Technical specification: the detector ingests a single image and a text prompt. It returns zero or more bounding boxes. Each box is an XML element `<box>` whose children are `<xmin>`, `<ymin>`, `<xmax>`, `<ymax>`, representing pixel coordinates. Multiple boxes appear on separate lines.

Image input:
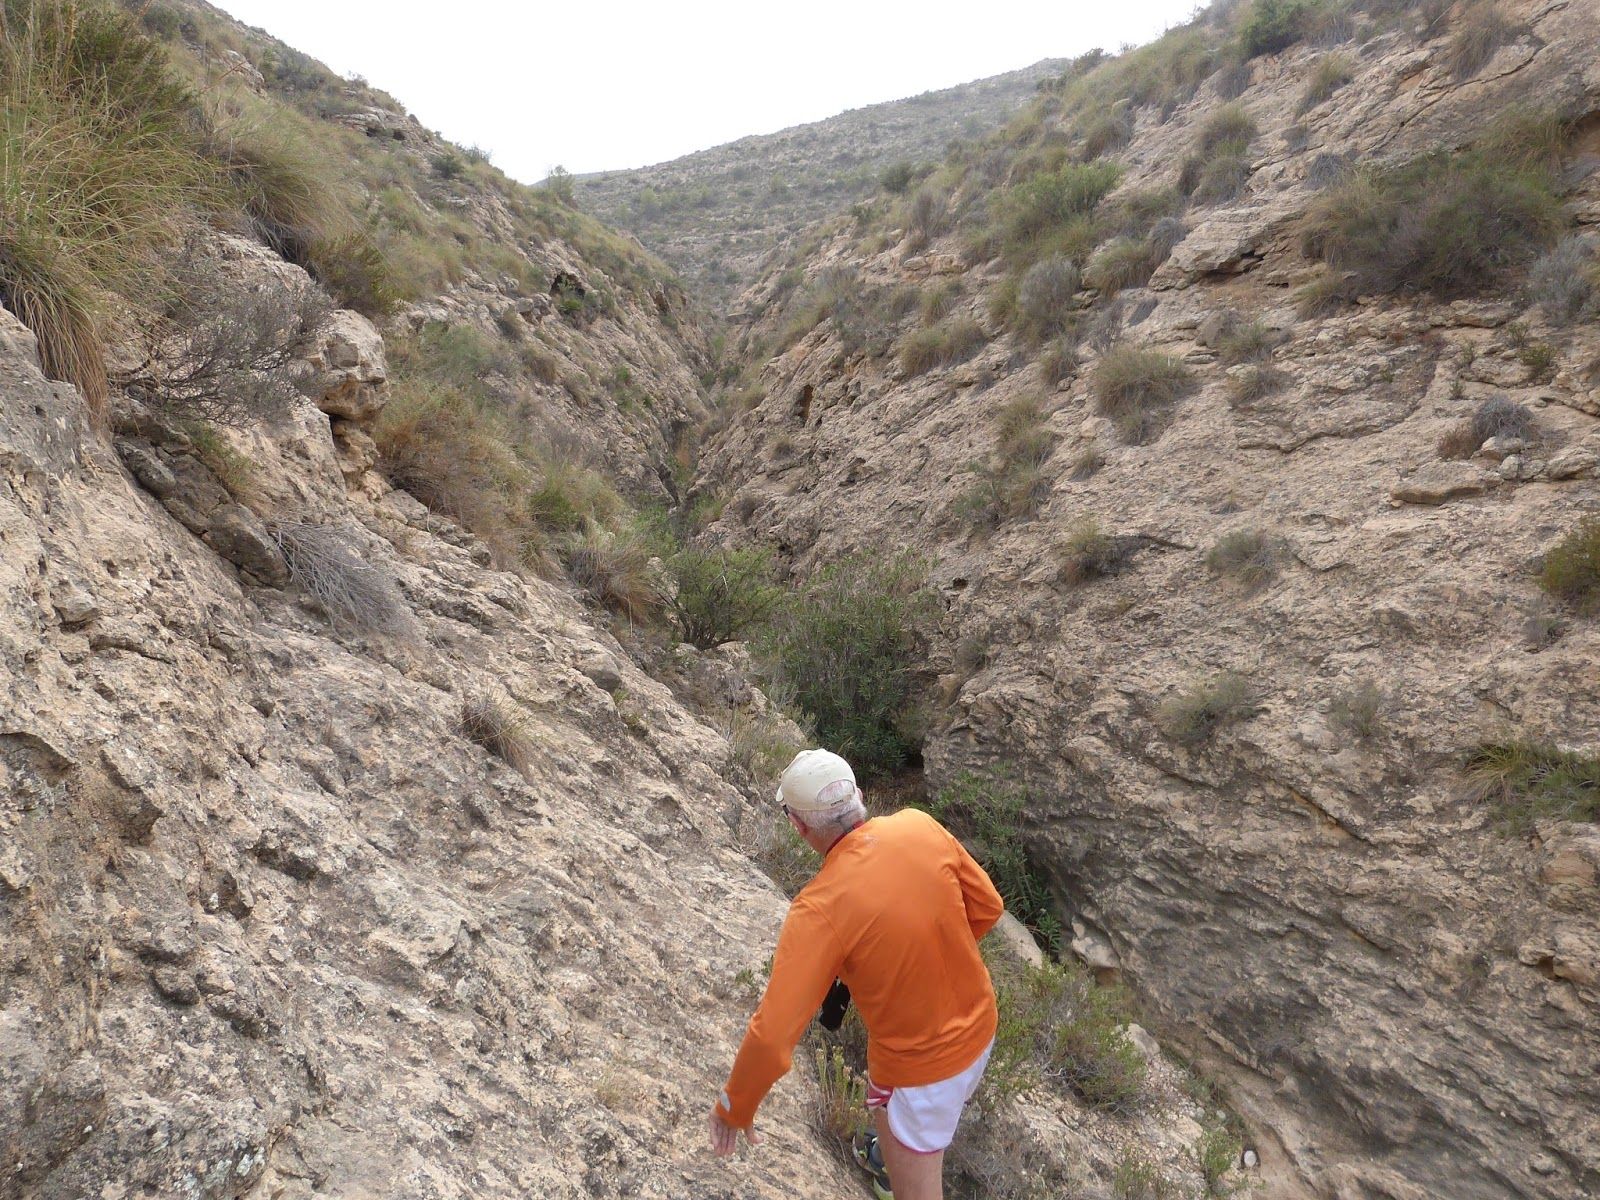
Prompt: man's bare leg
<box><xmin>873</xmin><ymin>1108</ymin><xmax>944</xmax><ymax>1200</ymax></box>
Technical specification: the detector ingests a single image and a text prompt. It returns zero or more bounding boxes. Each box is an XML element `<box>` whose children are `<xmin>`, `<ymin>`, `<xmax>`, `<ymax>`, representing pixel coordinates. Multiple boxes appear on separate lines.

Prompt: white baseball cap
<box><xmin>776</xmin><ymin>749</ymin><xmax>859</xmax><ymax>815</ymax></box>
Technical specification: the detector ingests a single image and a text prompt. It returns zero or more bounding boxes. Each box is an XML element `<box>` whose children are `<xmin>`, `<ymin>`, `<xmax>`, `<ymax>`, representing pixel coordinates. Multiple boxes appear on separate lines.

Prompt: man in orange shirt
<box><xmin>708</xmin><ymin>749</ymin><xmax>1005</xmax><ymax>1200</ymax></box>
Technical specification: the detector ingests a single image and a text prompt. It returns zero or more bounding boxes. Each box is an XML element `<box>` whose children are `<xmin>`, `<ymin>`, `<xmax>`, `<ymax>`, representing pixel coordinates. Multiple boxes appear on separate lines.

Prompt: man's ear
<box><xmin>787</xmin><ymin>811</ymin><xmax>809</xmax><ymax>837</ymax></box>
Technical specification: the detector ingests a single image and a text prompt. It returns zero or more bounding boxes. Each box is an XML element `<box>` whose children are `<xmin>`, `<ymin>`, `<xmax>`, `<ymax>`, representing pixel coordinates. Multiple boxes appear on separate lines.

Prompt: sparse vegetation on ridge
<box><xmin>1092</xmin><ymin>345</ymin><xmax>1196</xmax><ymax>444</ymax></box>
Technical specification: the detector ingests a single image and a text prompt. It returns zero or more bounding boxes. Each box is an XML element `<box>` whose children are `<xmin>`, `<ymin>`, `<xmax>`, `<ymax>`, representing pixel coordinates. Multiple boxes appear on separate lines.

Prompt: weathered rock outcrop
<box><xmin>701</xmin><ymin>3</ymin><xmax>1600</xmax><ymax>1197</ymax></box>
<box><xmin>0</xmin><ymin>306</ymin><xmax>862</xmax><ymax>1199</ymax></box>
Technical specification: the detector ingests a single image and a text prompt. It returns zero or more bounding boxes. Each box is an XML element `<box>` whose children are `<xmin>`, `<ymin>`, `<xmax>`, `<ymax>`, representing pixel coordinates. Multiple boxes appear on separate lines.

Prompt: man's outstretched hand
<box><xmin>708</xmin><ymin>1107</ymin><xmax>762</xmax><ymax>1157</ymax></box>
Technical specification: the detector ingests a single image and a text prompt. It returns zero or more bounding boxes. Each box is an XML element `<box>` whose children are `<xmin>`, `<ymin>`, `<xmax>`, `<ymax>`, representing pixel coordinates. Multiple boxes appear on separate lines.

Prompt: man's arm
<box><xmin>952</xmin><ymin>833</ymin><xmax>1005</xmax><ymax>941</ymax></box>
<box><xmin>714</xmin><ymin>899</ymin><xmax>843</xmax><ymax>1129</ymax></box>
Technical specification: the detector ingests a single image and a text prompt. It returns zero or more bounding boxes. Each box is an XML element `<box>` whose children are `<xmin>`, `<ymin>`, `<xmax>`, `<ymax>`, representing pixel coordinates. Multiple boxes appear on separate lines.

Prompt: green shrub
<box><xmin>1015</xmin><ymin>255</ymin><xmax>1081</xmax><ymax>342</ymax></box>
<box><xmin>1297</xmin><ymin>53</ymin><xmax>1354</xmax><ymax>113</ymax></box>
<box><xmin>995</xmin><ymin>160</ymin><xmax>1122</xmax><ymax>262</ymax></box>
<box><xmin>1238</xmin><ymin>0</ymin><xmax>1315</xmax><ymax>57</ymax></box>
<box><xmin>758</xmin><ymin>554</ymin><xmax>935</xmax><ymax>780</ymax></box>
<box><xmin>1301</xmin><ymin>133</ymin><xmax>1566</xmax><ymax>297</ymax></box>
<box><xmin>1059</xmin><ymin>518</ymin><xmax>1127</xmax><ymax>586</ymax></box>
<box><xmin>1091</xmin><ymin>344</ymin><xmax>1196</xmax><ymax>444</ymax></box>
<box><xmin>667</xmin><ymin>545</ymin><xmax>782</xmax><ymax>649</ymax></box>
<box><xmin>900</xmin><ymin>315</ymin><xmax>987</xmax><ymax>375</ymax></box>
<box><xmin>1158</xmin><ymin>672</ymin><xmax>1261</xmax><ymax>745</ymax></box>
<box><xmin>927</xmin><ymin>773</ymin><xmax>1059</xmax><ymax>949</ymax></box>
<box><xmin>1080</xmin><ymin>105</ymin><xmax>1135</xmax><ymax>159</ymax></box>
<box><xmin>1466</xmin><ymin>741</ymin><xmax>1600</xmax><ymax>832</ymax></box>
<box><xmin>989</xmin><ymin>959</ymin><xmax>1147</xmax><ymax>1112</ymax></box>
<box><xmin>1206</xmin><ymin>528</ymin><xmax>1279</xmax><ymax>590</ymax></box>
<box><xmin>1195</xmin><ymin>1122</ymin><xmax>1242</xmax><ymax>1195</ymax></box>
<box><xmin>880</xmin><ymin>160</ymin><xmax>919</xmax><ymax>194</ymax></box>
<box><xmin>1539</xmin><ymin>518</ymin><xmax>1600</xmax><ymax>614</ymax></box>
<box><xmin>525</xmin><ymin>458</ymin><xmax>622</xmax><ymax>535</ymax></box>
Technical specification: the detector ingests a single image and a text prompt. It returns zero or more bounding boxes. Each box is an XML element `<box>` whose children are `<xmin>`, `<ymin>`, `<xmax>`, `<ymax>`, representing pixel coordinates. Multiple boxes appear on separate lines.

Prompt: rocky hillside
<box><xmin>577</xmin><ymin>60</ymin><xmax>1066</xmax><ymax>312</ymax></box>
<box><xmin>698</xmin><ymin>1</ymin><xmax>1600</xmax><ymax>1198</ymax></box>
<box><xmin>1</xmin><ymin>3</ymin><xmax>1227</xmax><ymax>1199</ymax></box>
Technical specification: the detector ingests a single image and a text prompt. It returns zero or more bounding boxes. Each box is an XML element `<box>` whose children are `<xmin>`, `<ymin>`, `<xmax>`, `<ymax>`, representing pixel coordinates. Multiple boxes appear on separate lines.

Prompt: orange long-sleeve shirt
<box><xmin>715</xmin><ymin>808</ymin><xmax>1004</xmax><ymax>1129</ymax></box>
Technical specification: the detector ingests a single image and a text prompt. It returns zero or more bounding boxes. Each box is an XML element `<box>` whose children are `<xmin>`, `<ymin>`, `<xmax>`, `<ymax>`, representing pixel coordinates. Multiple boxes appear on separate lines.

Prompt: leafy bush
<box><xmin>1015</xmin><ymin>255</ymin><xmax>1081</xmax><ymax>342</ymax></box>
<box><xmin>273</xmin><ymin>521</ymin><xmax>415</xmax><ymax>639</ymax></box>
<box><xmin>900</xmin><ymin>315</ymin><xmax>987</xmax><ymax>375</ymax></box>
<box><xmin>758</xmin><ymin>553</ymin><xmax>934</xmax><ymax>780</ymax></box>
<box><xmin>1091</xmin><ymin>344</ymin><xmax>1196</xmax><ymax>444</ymax></box>
<box><xmin>461</xmin><ymin>688</ymin><xmax>535</xmax><ymax>777</ymax></box>
<box><xmin>118</xmin><ymin>244</ymin><xmax>330</xmax><ymax>425</ymax></box>
<box><xmin>1539</xmin><ymin>518</ymin><xmax>1600</xmax><ymax>614</ymax></box>
<box><xmin>989</xmin><ymin>959</ymin><xmax>1147</xmax><ymax>1112</ymax></box>
<box><xmin>1301</xmin><ymin>132</ymin><xmax>1566</xmax><ymax>297</ymax></box>
<box><xmin>1437</xmin><ymin>395</ymin><xmax>1533</xmax><ymax>459</ymax></box>
<box><xmin>1059</xmin><ymin>518</ymin><xmax>1127</xmax><ymax>586</ymax></box>
<box><xmin>667</xmin><ymin>545</ymin><xmax>782</xmax><ymax>649</ymax></box>
<box><xmin>1238</xmin><ymin>0</ymin><xmax>1315</xmax><ymax>57</ymax></box>
<box><xmin>927</xmin><ymin>773</ymin><xmax>1058</xmax><ymax>949</ymax></box>
<box><xmin>1466</xmin><ymin>741</ymin><xmax>1599</xmax><ymax>832</ymax></box>
<box><xmin>1158</xmin><ymin>672</ymin><xmax>1261</xmax><ymax>745</ymax></box>
<box><xmin>563</xmin><ymin>526</ymin><xmax>664</xmax><ymax>623</ymax></box>
<box><xmin>1331</xmin><ymin>680</ymin><xmax>1387</xmax><ymax>740</ymax></box>
<box><xmin>1206</xmin><ymin>528</ymin><xmax>1279</xmax><ymax>590</ymax></box>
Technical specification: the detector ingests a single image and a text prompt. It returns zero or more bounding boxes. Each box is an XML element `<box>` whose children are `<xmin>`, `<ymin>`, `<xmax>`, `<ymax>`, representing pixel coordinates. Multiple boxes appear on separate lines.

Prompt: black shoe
<box><xmin>852</xmin><ymin>1130</ymin><xmax>893</xmax><ymax>1200</ymax></box>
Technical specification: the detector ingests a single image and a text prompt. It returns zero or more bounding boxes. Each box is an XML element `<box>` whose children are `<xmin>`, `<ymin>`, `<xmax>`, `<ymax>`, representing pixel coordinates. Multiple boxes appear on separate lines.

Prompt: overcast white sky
<box><xmin>213</xmin><ymin>0</ymin><xmax>1203</xmax><ymax>181</ymax></box>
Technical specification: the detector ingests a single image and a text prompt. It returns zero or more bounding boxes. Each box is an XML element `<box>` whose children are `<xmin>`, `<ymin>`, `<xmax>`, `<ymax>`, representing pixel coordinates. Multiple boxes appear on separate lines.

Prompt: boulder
<box><xmin>1390</xmin><ymin>462</ymin><xmax>1494</xmax><ymax>505</ymax></box>
<box><xmin>308</xmin><ymin>310</ymin><xmax>388</xmax><ymax>423</ymax></box>
<box><xmin>205</xmin><ymin>505</ymin><xmax>291</xmax><ymax>588</ymax></box>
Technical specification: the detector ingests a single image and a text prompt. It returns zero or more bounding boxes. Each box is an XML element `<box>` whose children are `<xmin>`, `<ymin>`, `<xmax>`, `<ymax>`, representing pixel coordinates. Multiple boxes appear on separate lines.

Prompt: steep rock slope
<box><xmin>700</xmin><ymin>4</ymin><xmax>1600</xmax><ymax>1198</ymax></box>
<box><xmin>577</xmin><ymin>61</ymin><xmax>1065</xmax><ymax>312</ymax></box>
<box><xmin>0</xmin><ymin>297</ymin><xmax>866</xmax><ymax>1198</ymax></box>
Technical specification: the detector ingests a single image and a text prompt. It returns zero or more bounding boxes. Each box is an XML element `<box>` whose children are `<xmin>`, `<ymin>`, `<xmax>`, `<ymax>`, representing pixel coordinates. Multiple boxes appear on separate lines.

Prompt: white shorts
<box><xmin>865</xmin><ymin>1039</ymin><xmax>994</xmax><ymax>1154</ymax></box>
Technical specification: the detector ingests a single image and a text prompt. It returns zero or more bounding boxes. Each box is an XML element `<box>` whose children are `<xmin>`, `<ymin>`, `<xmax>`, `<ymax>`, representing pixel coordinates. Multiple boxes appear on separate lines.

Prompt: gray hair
<box><xmin>802</xmin><ymin>779</ymin><xmax>867</xmax><ymax>839</ymax></box>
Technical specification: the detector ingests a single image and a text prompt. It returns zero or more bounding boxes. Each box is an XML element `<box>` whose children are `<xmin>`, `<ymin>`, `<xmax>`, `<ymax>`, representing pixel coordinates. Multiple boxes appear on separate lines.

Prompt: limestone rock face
<box><xmin>308</xmin><ymin>309</ymin><xmax>389</xmax><ymax>423</ymax></box>
<box><xmin>701</xmin><ymin>4</ymin><xmax>1600</xmax><ymax>1197</ymax></box>
<box><xmin>0</xmin><ymin>321</ymin><xmax>855</xmax><ymax>1200</ymax></box>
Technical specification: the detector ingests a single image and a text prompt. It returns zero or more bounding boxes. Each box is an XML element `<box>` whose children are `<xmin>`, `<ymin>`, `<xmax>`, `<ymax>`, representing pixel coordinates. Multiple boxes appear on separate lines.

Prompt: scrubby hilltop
<box><xmin>577</xmin><ymin>61</ymin><xmax>1066</xmax><ymax>312</ymax></box>
<box><xmin>698</xmin><ymin>1</ymin><xmax>1600</xmax><ymax>1197</ymax></box>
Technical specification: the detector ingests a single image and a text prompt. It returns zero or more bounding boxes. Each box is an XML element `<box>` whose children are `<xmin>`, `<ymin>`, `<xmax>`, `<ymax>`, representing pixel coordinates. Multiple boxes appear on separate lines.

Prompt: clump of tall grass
<box><xmin>0</xmin><ymin>0</ymin><xmax>214</xmax><ymax>412</ymax></box>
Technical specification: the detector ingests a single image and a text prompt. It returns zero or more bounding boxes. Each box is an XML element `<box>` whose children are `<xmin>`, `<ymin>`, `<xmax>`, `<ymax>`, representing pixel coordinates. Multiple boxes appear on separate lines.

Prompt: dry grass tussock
<box><xmin>460</xmin><ymin>687</ymin><xmax>535</xmax><ymax>777</ymax></box>
<box><xmin>1091</xmin><ymin>344</ymin><xmax>1196</xmax><ymax>444</ymax></box>
<box><xmin>271</xmin><ymin>521</ymin><xmax>417</xmax><ymax>640</ymax></box>
<box><xmin>1158</xmin><ymin>671</ymin><xmax>1261</xmax><ymax>745</ymax></box>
